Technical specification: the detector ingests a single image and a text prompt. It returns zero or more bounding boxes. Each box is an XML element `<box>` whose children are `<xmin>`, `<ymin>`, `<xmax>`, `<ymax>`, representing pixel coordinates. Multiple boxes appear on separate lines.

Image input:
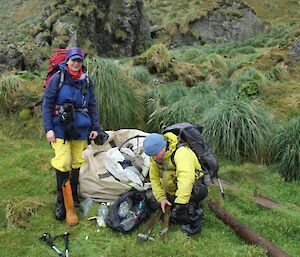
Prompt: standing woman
<box><xmin>42</xmin><ymin>47</ymin><xmax>100</xmax><ymax>220</ymax></box>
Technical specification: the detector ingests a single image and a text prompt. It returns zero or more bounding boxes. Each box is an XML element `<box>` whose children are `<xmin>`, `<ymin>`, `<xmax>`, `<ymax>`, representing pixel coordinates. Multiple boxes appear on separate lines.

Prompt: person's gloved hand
<box><xmin>93</xmin><ymin>129</ymin><xmax>109</xmax><ymax>145</ymax></box>
<box><xmin>170</xmin><ymin>204</ymin><xmax>190</xmax><ymax>225</ymax></box>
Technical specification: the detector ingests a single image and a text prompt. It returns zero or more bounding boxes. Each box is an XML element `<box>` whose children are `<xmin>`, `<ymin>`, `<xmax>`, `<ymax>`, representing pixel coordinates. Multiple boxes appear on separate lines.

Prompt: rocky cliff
<box><xmin>33</xmin><ymin>0</ymin><xmax>151</xmax><ymax>56</ymax></box>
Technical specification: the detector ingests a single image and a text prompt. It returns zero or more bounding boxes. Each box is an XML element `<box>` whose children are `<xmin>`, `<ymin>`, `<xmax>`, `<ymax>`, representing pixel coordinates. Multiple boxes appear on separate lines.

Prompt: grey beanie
<box><xmin>143</xmin><ymin>133</ymin><xmax>167</xmax><ymax>156</ymax></box>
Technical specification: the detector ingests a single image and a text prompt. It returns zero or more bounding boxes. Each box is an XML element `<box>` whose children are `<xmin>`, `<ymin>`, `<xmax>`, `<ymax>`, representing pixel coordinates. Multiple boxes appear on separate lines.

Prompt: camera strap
<box><xmin>54</xmin><ymin>104</ymin><xmax>88</xmax><ymax>115</ymax></box>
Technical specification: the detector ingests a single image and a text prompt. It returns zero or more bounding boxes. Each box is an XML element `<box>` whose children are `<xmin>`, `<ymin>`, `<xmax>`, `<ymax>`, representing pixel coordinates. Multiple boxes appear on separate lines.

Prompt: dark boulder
<box><xmin>171</xmin><ymin>0</ymin><xmax>264</xmax><ymax>47</ymax></box>
<box><xmin>6</xmin><ymin>44</ymin><xmax>24</xmax><ymax>70</ymax></box>
<box><xmin>21</xmin><ymin>43</ymin><xmax>44</xmax><ymax>70</ymax></box>
<box><xmin>288</xmin><ymin>39</ymin><xmax>300</xmax><ymax>61</ymax></box>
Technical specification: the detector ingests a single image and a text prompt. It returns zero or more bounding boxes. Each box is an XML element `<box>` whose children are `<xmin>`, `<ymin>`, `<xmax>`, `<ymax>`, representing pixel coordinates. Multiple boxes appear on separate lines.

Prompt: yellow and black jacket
<box><xmin>149</xmin><ymin>132</ymin><xmax>204</xmax><ymax>204</ymax></box>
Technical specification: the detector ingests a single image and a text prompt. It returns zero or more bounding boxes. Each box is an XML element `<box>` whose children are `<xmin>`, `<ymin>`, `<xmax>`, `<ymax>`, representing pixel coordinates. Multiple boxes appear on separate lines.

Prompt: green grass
<box><xmin>246</xmin><ymin>0</ymin><xmax>300</xmax><ymax>24</ymax></box>
<box><xmin>270</xmin><ymin>116</ymin><xmax>300</xmax><ymax>181</ymax></box>
<box><xmin>0</xmin><ymin>1</ymin><xmax>300</xmax><ymax>254</ymax></box>
<box><xmin>129</xmin><ymin>66</ymin><xmax>152</xmax><ymax>84</ymax></box>
<box><xmin>0</xmin><ymin>135</ymin><xmax>299</xmax><ymax>257</ymax></box>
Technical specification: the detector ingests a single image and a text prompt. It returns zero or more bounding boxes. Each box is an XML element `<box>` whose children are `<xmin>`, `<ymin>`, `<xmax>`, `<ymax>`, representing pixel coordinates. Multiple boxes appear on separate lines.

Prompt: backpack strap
<box><xmin>58</xmin><ymin>70</ymin><xmax>65</xmax><ymax>91</ymax></box>
<box><xmin>170</xmin><ymin>142</ymin><xmax>187</xmax><ymax>168</ymax></box>
<box><xmin>81</xmin><ymin>75</ymin><xmax>90</xmax><ymax>95</ymax></box>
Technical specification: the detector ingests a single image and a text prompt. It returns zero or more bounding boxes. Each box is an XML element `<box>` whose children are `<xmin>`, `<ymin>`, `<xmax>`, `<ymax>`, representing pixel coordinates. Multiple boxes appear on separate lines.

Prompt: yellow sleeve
<box><xmin>173</xmin><ymin>147</ymin><xmax>196</xmax><ymax>204</ymax></box>
<box><xmin>149</xmin><ymin>158</ymin><xmax>167</xmax><ymax>203</ymax></box>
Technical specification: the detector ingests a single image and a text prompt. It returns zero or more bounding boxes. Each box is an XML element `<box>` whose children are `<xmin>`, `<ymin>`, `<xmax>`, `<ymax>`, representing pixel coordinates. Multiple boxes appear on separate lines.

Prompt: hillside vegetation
<box><xmin>0</xmin><ymin>1</ymin><xmax>299</xmax><ymax>257</ymax></box>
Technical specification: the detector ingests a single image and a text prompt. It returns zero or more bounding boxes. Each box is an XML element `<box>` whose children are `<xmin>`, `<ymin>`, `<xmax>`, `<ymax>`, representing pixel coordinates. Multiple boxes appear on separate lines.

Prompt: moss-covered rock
<box><xmin>34</xmin><ymin>30</ymin><xmax>51</xmax><ymax>47</ymax></box>
<box><xmin>30</xmin><ymin>0</ymin><xmax>151</xmax><ymax>57</ymax></box>
<box><xmin>21</xmin><ymin>43</ymin><xmax>43</xmax><ymax>71</ymax></box>
<box><xmin>163</xmin><ymin>0</ymin><xmax>264</xmax><ymax>47</ymax></box>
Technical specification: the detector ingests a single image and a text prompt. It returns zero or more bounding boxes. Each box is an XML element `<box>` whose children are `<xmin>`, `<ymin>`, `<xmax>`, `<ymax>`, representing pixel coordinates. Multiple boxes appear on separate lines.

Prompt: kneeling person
<box><xmin>143</xmin><ymin>132</ymin><xmax>208</xmax><ymax>235</ymax></box>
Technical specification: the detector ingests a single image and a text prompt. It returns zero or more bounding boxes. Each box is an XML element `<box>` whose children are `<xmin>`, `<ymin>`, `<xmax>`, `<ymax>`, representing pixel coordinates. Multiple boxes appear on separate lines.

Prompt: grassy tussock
<box><xmin>0</xmin><ymin>74</ymin><xmax>24</xmax><ymax>113</ymax></box>
<box><xmin>145</xmin><ymin>82</ymin><xmax>220</xmax><ymax>131</ymax></box>
<box><xmin>5</xmin><ymin>198</ymin><xmax>43</xmax><ymax>228</ymax></box>
<box><xmin>266</xmin><ymin>65</ymin><xmax>288</xmax><ymax>82</ymax></box>
<box><xmin>0</xmin><ymin>73</ymin><xmax>42</xmax><ymax>124</ymax></box>
<box><xmin>170</xmin><ymin>61</ymin><xmax>204</xmax><ymax>86</ymax></box>
<box><xmin>87</xmin><ymin>57</ymin><xmax>144</xmax><ymax>130</ymax></box>
<box><xmin>145</xmin><ymin>81</ymin><xmax>188</xmax><ymax>115</ymax></box>
<box><xmin>133</xmin><ymin>43</ymin><xmax>172</xmax><ymax>74</ymax></box>
<box><xmin>201</xmin><ymin>100</ymin><xmax>274</xmax><ymax>163</ymax></box>
<box><xmin>129</xmin><ymin>66</ymin><xmax>152</xmax><ymax>84</ymax></box>
<box><xmin>231</xmin><ymin>68</ymin><xmax>269</xmax><ymax>99</ymax></box>
<box><xmin>270</xmin><ymin>116</ymin><xmax>300</xmax><ymax>181</ymax></box>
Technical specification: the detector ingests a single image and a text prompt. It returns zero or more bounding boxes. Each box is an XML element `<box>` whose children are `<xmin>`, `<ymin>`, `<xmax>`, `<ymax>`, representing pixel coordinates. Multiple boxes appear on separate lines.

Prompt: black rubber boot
<box><xmin>70</xmin><ymin>168</ymin><xmax>80</xmax><ymax>207</ymax></box>
<box><xmin>55</xmin><ymin>169</ymin><xmax>70</xmax><ymax>220</ymax></box>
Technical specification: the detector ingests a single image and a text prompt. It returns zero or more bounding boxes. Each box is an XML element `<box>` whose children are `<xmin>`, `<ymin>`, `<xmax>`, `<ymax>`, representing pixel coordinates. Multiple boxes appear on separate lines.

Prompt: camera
<box><xmin>59</xmin><ymin>103</ymin><xmax>74</xmax><ymax>123</ymax></box>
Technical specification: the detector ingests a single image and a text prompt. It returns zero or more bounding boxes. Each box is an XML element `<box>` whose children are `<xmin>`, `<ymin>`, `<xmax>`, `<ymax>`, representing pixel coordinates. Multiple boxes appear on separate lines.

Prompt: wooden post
<box><xmin>208</xmin><ymin>201</ymin><xmax>291</xmax><ymax>257</ymax></box>
<box><xmin>160</xmin><ymin>205</ymin><xmax>171</xmax><ymax>241</ymax></box>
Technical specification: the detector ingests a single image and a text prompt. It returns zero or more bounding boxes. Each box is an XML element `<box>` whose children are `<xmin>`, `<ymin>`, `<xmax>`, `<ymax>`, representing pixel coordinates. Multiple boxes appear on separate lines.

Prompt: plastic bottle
<box><xmin>80</xmin><ymin>197</ymin><xmax>93</xmax><ymax>217</ymax></box>
<box><xmin>135</xmin><ymin>200</ymin><xmax>145</xmax><ymax>217</ymax></box>
<box><xmin>118</xmin><ymin>199</ymin><xmax>133</xmax><ymax>220</ymax></box>
<box><xmin>97</xmin><ymin>203</ymin><xmax>109</xmax><ymax>227</ymax></box>
<box><xmin>119</xmin><ymin>211</ymin><xmax>138</xmax><ymax>232</ymax></box>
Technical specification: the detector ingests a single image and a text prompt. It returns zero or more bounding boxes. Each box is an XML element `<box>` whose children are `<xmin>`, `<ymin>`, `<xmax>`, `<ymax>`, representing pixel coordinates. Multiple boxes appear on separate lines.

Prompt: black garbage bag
<box><xmin>105</xmin><ymin>190</ymin><xmax>151</xmax><ymax>233</ymax></box>
<box><xmin>181</xmin><ymin>206</ymin><xmax>204</xmax><ymax>235</ymax></box>
<box><xmin>171</xmin><ymin>203</ymin><xmax>204</xmax><ymax>235</ymax></box>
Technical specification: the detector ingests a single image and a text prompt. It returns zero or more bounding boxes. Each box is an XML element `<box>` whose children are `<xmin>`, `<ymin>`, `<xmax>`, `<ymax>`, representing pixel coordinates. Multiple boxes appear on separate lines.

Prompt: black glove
<box><xmin>93</xmin><ymin>129</ymin><xmax>109</xmax><ymax>145</ymax></box>
<box><xmin>170</xmin><ymin>204</ymin><xmax>190</xmax><ymax>225</ymax></box>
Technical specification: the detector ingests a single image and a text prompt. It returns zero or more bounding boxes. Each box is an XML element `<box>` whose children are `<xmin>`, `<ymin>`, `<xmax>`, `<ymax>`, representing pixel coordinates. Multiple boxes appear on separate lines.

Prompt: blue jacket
<box><xmin>42</xmin><ymin>66</ymin><xmax>100</xmax><ymax>140</ymax></box>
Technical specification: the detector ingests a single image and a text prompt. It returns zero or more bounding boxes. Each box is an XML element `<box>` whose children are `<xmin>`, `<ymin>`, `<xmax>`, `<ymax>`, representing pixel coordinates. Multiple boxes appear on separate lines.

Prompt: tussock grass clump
<box><xmin>266</xmin><ymin>65</ymin><xmax>288</xmax><ymax>82</ymax></box>
<box><xmin>205</xmin><ymin>53</ymin><xmax>228</xmax><ymax>79</ymax></box>
<box><xmin>87</xmin><ymin>57</ymin><xmax>143</xmax><ymax>130</ymax></box>
<box><xmin>147</xmin><ymin>95</ymin><xmax>199</xmax><ymax>132</ymax></box>
<box><xmin>133</xmin><ymin>43</ymin><xmax>172</xmax><ymax>74</ymax></box>
<box><xmin>270</xmin><ymin>116</ymin><xmax>300</xmax><ymax>181</ymax></box>
<box><xmin>231</xmin><ymin>68</ymin><xmax>268</xmax><ymax>98</ymax></box>
<box><xmin>0</xmin><ymin>74</ymin><xmax>42</xmax><ymax>117</ymax></box>
<box><xmin>145</xmin><ymin>81</ymin><xmax>188</xmax><ymax>120</ymax></box>
<box><xmin>246</xmin><ymin>24</ymin><xmax>291</xmax><ymax>48</ymax></box>
<box><xmin>145</xmin><ymin>82</ymin><xmax>219</xmax><ymax>131</ymax></box>
<box><xmin>0</xmin><ymin>74</ymin><xmax>24</xmax><ymax>113</ymax></box>
<box><xmin>129</xmin><ymin>66</ymin><xmax>152</xmax><ymax>84</ymax></box>
<box><xmin>201</xmin><ymin>100</ymin><xmax>274</xmax><ymax>162</ymax></box>
<box><xmin>6</xmin><ymin>198</ymin><xmax>43</xmax><ymax>228</ymax></box>
<box><xmin>170</xmin><ymin>61</ymin><xmax>203</xmax><ymax>86</ymax></box>
<box><xmin>182</xmin><ymin>47</ymin><xmax>202</xmax><ymax>61</ymax></box>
